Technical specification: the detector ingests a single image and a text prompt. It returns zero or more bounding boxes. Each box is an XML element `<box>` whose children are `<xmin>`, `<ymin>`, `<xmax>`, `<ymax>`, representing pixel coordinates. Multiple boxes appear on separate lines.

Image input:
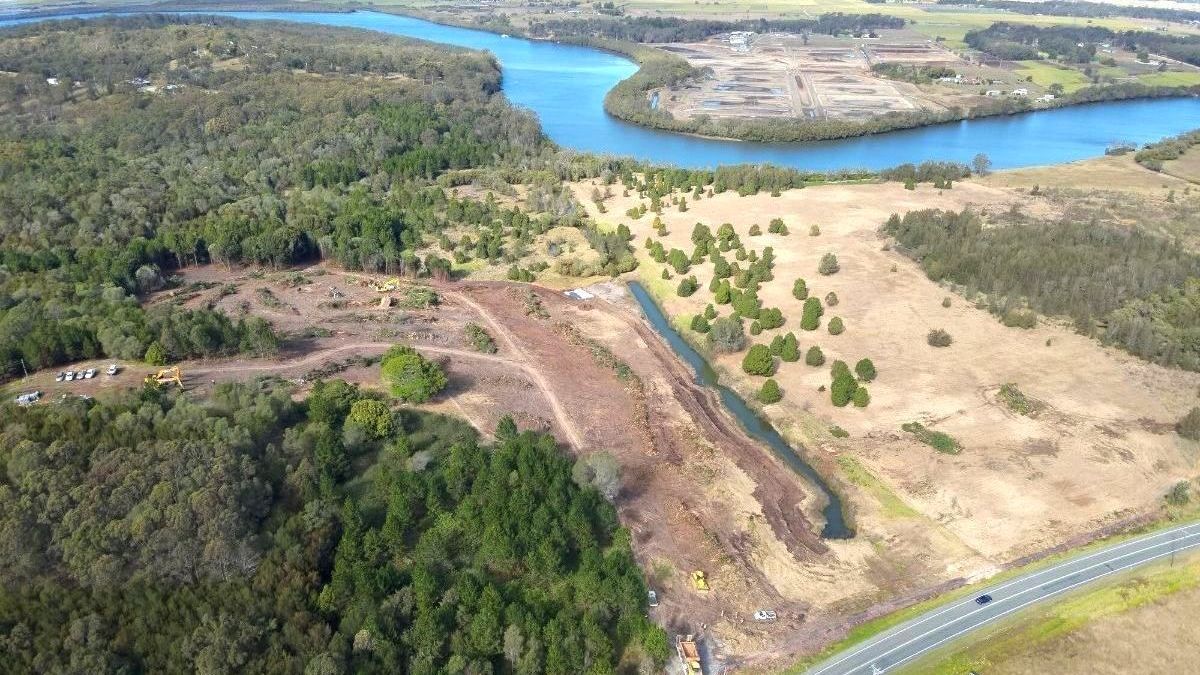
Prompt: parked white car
<box><xmin>55</xmin><ymin>372</ymin><xmax>65</xmax><ymax>382</ymax></box>
<box><xmin>64</xmin><ymin>371</ymin><xmax>75</xmax><ymax>381</ymax></box>
<box><xmin>106</xmin><ymin>364</ymin><xmax>119</xmax><ymax>376</ymax></box>
<box><xmin>753</xmin><ymin>610</ymin><xmax>777</xmax><ymax>622</ymax></box>
<box><xmin>83</xmin><ymin>368</ymin><xmax>96</xmax><ymax>379</ymax></box>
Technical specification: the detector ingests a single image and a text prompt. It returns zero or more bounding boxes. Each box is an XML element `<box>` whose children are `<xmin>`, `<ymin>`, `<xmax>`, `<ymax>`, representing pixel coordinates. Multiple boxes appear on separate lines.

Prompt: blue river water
<box><xmin>3</xmin><ymin>9</ymin><xmax>1199</xmax><ymax>171</ymax></box>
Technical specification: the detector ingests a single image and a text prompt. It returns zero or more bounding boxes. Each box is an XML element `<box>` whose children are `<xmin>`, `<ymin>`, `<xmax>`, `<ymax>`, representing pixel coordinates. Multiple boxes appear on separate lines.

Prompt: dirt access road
<box><xmin>15</xmin><ymin>264</ymin><xmax>839</xmax><ymax>668</ymax></box>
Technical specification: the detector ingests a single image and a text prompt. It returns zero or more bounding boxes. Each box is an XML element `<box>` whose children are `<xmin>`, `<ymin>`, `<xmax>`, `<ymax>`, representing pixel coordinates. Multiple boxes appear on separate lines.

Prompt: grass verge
<box><xmin>900</xmin><ymin>548</ymin><xmax>1200</xmax><ymax>674</ymax></box>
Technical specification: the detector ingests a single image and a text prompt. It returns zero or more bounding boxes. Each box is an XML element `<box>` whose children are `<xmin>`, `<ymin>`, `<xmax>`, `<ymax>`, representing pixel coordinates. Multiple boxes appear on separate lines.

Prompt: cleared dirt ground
<box><xmin>9</xmin><ymin>263</ymin><xmax>860</xmax><ymax>669</ymax></box>
<box><xmin>655</xmin><ymin>31</ymin><xmax>964</xmax><ymax>122</ymax></box>
<box><xmin>574</xmin><ymin>174</ymin><xmax>1200</xmax><ymax>666</ymax></box>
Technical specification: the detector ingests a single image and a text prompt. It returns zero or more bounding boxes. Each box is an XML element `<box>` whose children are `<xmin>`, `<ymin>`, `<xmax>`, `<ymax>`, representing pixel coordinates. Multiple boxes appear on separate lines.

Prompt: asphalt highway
<box><xmin>806</xmin><ymin>521</ymin><xmax>1200</xmax><ymax>675</ymax></box>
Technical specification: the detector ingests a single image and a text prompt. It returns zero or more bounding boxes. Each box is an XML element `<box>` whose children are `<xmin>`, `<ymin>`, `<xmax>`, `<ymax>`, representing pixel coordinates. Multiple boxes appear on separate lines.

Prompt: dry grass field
<box><xmin>573</xmin><ymin>170</ymin><xmax>1200</xmax><ymax>663</ymax></box>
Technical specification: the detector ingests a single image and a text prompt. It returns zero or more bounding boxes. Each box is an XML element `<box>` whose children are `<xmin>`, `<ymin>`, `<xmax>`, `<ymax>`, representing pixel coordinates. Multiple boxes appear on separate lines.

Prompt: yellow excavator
<box><xmin>144</xmin><ymin>366</ymin><xmax>184</xmax><ymax>389</ymax></box>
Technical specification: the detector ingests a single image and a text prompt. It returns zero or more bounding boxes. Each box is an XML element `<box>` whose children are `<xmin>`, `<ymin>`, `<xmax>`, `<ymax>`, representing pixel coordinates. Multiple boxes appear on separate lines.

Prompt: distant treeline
<box><xmin>940</xmin><ymin>0</ymin><xmax>1200</xmax><ymax>26</ymax></box>
<box><xmin>885</xmin><ymin>209</ymin><xmax>1200</xmax><ymax>370</ymax></box>
<box><xmin>526</xmin><ymin>13</ymin><xmax>906</xmax><ymax>43</ymax></box>
<box><xmin>871</xmin><ymin>63</ymin><xmax>957</xmax><ymax>84</ymax></box>
<box><xmin>966</xmin><ymin>22</ymin><xmax>1200</xmax><ymax>66</ymax></box>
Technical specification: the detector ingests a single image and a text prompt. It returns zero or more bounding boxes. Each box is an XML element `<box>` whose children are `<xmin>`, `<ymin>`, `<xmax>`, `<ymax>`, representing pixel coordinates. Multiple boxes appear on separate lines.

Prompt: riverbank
<box><xmin>6</xmin><ymin>9</ymin><xmax>1200</xmax><ymax>169</ymax></box>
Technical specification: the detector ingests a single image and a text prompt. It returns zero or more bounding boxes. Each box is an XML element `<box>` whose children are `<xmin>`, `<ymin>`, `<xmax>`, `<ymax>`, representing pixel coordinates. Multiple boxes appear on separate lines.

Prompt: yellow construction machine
<box><xmin>145</xmin><ymin>366</ymin><xmax>184</xmax><ymax>389</ymax></box>
<box><xmin>690</xmin><ymin>571</ymin><xmax>710</xmax><ymax>592</ymax></box>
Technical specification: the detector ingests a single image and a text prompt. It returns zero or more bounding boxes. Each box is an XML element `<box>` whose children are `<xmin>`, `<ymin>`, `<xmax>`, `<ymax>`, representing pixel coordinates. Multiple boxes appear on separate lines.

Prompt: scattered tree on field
<box><xmin>707</xmin><ymin>316</ymin><xmax>746</xmax><ymax>353</ymax></box>
<box><xmin>806</xmin><ymin>345</ymin><xmax>825</xmax><ymax>366</ymax></box>
<box><xmin>741</xmin><ymin>344</ymin><xmax>775</xmax><ymax>376</ymax></box>
<box><xmin>855</xmin><ymin>358</ymin><xmax>876</xmax><ymax>382</ymax></box>
<box><xmin>828</xmin><ymin>317</ymin><xmax>845</xmax><ymax>335</ymax></box>
<box><xmin>757</xmin><ymin>379</ymin><xmax>783</xmax><ymax>404</ymax></box>
<box><xmin>792</xmin><ymin>278</ymin><xmax>808</xmax><ymax>300</ymax></box>
<box><xmin>818</xmin><ymin>253</ymin><xmax>840</xmax><ymax>276</ymax></box>
<box><xmin>801</xmin><ymin>297</ymin><xmax>823</xmax><ymax>330</ymax></box>
<box><xmin>381</xmin><ymin>345</ymin><xmax>447</xmax><ymax>403</ymax></box>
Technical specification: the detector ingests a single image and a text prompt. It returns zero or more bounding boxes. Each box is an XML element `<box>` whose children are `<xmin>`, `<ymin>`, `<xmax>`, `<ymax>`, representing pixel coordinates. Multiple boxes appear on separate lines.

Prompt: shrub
<box><xmin>818</xmin><ymin>253</ymin><xmax>840</xmax><ymax>276</ymax></box>
<box><xmin>902</xmin><ymin>421</ymin><xmax>960</xmax><ymax>454</ymax></box>
<box><xmin>809</xmin><ymin>225</ymin><xmax>821</xmax><ymax>236</ymax></box>
<box><xmin>830</xmin><ymin>362</ymin><xmax>858</xmax><ymax>407</ymax></box>
<box><xmin>749</xmin><ymin>224</ymin><xmax>762</xmax><ymax>236</ymax></box>
<box><xmin>927</xmin><ymin>329</ymin><xmax>953</xmax><ymax>347</ymax></box>
<box><xmin>942</xmin><ymin>296</ymin><xmax>952</xmax><ymax>308</ymax></box>
<box><xmin>758</xmin><ymin>307</ymin><xmax>785</xmax><ymax>330</ymax></box>
<box><xmin>1166</xmin><ymin>480</ymin><xmax>1192</xmax><ymax>506</ymax></box>
<box><xmin>825</xmin><ymin>291</ymin><xmax>839</xmax><ymax>307</ymax></box>
<box><xmin>677</xmin><ymin>275</ymin><xmax>699</xmax><ymax>297</ymax></box>
<box><xmin>851</xmin><ymin>387</ymin><xmax>870</xmax><ymax>408</ymax></box>
<box><xmin>381</xmin><ymin>345</ymin><xmax>447</xmax><ymax>403</ymax></box>
<box><xmin>667</xmin><ymin>248</ymin><xmax>690</xmax><ymax>274</ymax></box>
<box><xmin>750</xmin><ymin>321</ymin><xmax>762</xmax><ymax>335</ymax></box>
<box><xmin>714</xmin><ymin>280</ymin><xmax>731</xmax><ymax>304</ymax></box>
<box><xmin>768</xmin><ymin>218</ymin><xmax>789</xmax><ymax>235</ymax></box>
<box><xmin>464</xmin><ymin>323</ymin><xmax>498</xmax><ymax>354</ymax></box>
<box><xmin>998</xmin><ymin>383</ymin><xmax>1041</xmax><ymax>415</ymax></box>
<box><xmin>757</xmin><ymin>378</ymin><xmax>783</xmax><ymax>404</ymax></box>
<box><xmin>741</xmin><ymin>344</ymin><xmax>775</xmax><ymax>376</ymax></box>
<box><xmin>704</xmin><ymin>304</ymin><xmax>717</xmax><ymax>320</ymax></box>
<box><xmin>733</xmin><ymin>288</ymin><xmax>761</xmax><ymax>319</ymax></box>
<box><xmin>1178</xmin><ymin>407</ymin><xmax>1200</xmax><ymax>440</ymax></box>
<box><xmin>855</xmin><ymin>358</ymin><xmax>876</xmax><ymax>382</ymax></box>
<box><xmin>690</xmin><ymin>314</ymin><xmax>711</xmax><ymax>333</ymax></box>
<box><xmin>1002</xmin><ymin>308</ymin><xmax>1037</xmax><ymax>329</ymax></box>
<box><xmin>708</xmin><ymin>316</ymin><xmax>746</xmax><ymax>353</ymax></box>
<box><xmin>806</xmin><ymin>345</ymin><xmax>825</xmax><ymax>367</ymax></box>
<box><xmin>792</xmin><ymin>278</ymin><xmax>808</xmax><ymax>300</ymax></box>
<box><xmin>801</xmin><ymin>297</ymin><xmax>823</xmax><ymax>331</ymax></box>
<box><xmin>661</xmin><ymin>268</ymin><xmax>671</xmax><ymax>280</ymax></box>
<box><xmin>780</xmin><ymin>333</ymin><xmax>800</xmax><ymax>362</ymax></box>
<box><xmin>828</xmin><ymin>317</ymin><xmax>845</xmax><ymax>335</ymax></box>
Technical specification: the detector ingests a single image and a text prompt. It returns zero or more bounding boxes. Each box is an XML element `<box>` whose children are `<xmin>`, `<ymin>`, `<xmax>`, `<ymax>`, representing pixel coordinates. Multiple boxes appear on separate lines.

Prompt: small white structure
<box><xmin>45</xmin><ymin>77</ymin><xmax>59</xmax><ymax>85</ymax></box>
<box><xmin>1036</xmin><ymin>94</ymin><xmax>1056</xmax><ymax>102</ymax></box>
<box><xmin>1011</xmin><ymin>88</ymin><xmax>1029</xmax><ymax>96</ymax></box>
<box><xmin>985</xmin><ymin>90</ymin><xmax>1003</xmax><ymax>97</ymax></box>
<box><xmin>565</xmin><ymin>288</ymin><xmax>595</xmax><ymax>301</ymax></box>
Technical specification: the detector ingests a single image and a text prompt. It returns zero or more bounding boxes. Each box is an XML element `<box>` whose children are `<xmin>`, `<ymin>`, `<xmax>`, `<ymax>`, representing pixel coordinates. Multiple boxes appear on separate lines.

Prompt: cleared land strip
<box><xmin>806</xmin><ymin>521</ymin><xmax>1200</xmax><ymax>675</ymax></box>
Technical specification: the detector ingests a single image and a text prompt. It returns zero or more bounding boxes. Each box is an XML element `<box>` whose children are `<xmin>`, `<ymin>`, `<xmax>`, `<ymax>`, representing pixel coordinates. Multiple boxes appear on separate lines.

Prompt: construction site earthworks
<box><xmin>653</xmin><ymin>30</ymin><xmax>978</xmax><ymax>123</ymax></box>
<box><xmin>9</xmin><ymin>262</ymin><xmax>854</xmax><ymax>670</ymax></box>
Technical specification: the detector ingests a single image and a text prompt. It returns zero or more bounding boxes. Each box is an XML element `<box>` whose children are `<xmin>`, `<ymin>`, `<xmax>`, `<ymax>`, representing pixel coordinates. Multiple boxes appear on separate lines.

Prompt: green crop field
<box><xmin>1138</xmin><ymin>71</ymin><xmax>1200</xmax><ymax>87</ymax></box>
<box><xmin>1015</xmin><ymin>60</ymin><xmax>1093</xmax><ymax>92</ymax></box>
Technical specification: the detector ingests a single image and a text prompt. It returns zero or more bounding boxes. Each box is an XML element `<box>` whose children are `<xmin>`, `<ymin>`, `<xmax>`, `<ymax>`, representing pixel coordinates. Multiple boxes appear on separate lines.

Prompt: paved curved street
<box><xmin>807</xmin><ymin>521</ymin><xmax>1200</xmax><ymax>675</ymax></box>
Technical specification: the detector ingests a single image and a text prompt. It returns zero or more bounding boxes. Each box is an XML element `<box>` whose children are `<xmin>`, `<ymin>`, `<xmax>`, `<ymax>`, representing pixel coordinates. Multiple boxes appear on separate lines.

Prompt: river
<box><xmin>3</xmin><ymin>10</ymin><xmax>1200</xmax><ymax>170</ymax></box>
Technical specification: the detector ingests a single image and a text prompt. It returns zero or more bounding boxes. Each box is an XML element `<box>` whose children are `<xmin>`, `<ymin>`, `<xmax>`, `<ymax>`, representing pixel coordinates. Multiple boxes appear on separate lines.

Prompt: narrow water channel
<box><xmin>628</xmin><ymin>281</ymin><xmax>852</xmax><ymax>540</ymax></box>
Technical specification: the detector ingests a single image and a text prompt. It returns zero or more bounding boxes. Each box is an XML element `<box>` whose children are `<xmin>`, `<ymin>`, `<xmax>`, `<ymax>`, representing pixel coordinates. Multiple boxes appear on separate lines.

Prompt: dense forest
<box><xmin>884</xmin><ymin>210</ymin><xmax>1200</xmax><ymax>370</ymax></box>
<box><xmin>965</xmin><ymin>22</ymin><xmax>1200</xmax><ymax>66</ymax></box>
<box><xmin>940</xmin><ymin>0</ymin><xmax>1200</xmax><ymax>25</ymax></box>
<box><xmin>0</xmin><ymin>16</ymin><xmax>562</xmax><ymax>379</ymax></box>
<box><xmin>0</xmin><ymin>379</ymin><xmax>667</xmax><ymax>672</ymax></box>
